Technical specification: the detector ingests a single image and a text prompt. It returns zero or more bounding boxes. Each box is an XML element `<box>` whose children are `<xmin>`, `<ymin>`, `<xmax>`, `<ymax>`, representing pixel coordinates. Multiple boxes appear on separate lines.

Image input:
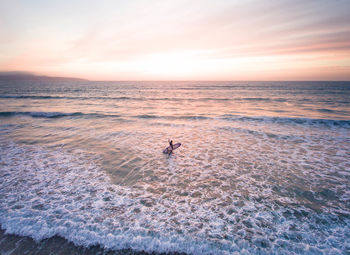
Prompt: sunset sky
<box><xmin>1</xmin><ymin>0</ymin><xmax>350</xmax><ymax>80</ymax></box>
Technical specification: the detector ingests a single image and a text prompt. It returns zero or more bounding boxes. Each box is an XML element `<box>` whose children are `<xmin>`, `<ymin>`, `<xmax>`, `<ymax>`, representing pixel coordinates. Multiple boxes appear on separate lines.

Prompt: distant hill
<box><xmin>0</xmin><ymin>72</ymin><xmax>88</xmax><ymax>82</ymax></box>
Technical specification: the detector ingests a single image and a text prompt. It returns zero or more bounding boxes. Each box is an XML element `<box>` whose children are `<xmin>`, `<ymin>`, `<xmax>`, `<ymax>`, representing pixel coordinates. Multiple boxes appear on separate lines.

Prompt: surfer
<box><xmin>168</xmin><ymin>140</ymin><xmax>174</xmax><ymax>154</ymax></box>
<box><xmin>163</xmin><ymin>140</ymin><xmax>181</xmax><ymax>154</ymax></box>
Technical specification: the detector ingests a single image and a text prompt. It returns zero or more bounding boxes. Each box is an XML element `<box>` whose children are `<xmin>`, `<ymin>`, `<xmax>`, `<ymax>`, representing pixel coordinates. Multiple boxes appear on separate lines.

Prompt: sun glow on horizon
<box><xmin>1</xmin><ymin>0</ymin><xmax>350</xmax><ymax>80</ymax></box>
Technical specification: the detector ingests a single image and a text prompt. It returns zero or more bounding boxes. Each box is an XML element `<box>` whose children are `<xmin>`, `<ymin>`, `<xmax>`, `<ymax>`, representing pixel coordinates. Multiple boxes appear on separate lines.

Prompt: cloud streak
<box><xmin>0</xmin><ymin>0</ymin><xmax>349</xmax><ymax>80</ymax></box>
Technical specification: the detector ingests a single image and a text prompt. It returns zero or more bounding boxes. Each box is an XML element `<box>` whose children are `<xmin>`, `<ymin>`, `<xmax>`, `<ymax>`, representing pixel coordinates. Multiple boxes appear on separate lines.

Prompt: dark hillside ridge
<box><xmin>0</xmin><ymin>72</ymin><xmax>87</xmax><ymax>82</ymax></box>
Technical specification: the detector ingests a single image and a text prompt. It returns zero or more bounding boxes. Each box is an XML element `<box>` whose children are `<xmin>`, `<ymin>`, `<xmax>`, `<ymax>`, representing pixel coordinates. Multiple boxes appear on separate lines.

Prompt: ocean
<box><xmin>0</xmin><ymin>80</ymin><xmax>349</xmax><ymax>254</ymax></box>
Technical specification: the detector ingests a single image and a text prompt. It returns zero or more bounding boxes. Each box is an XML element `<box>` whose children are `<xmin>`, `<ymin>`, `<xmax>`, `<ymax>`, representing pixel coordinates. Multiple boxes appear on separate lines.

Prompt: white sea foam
<box><xmin>0</xmin><ymin>138</ymin><xmax>229</xmax><ymax>254</ymax></box>
<box><xmin>1</xmin><ymin>81</ymin><xmax>350</xmax><ymax>254</ymax></box>
<box><xmin>1</xmin><ymin>124</ymin><xmax>349</xmax><ymax>255</ymax></box>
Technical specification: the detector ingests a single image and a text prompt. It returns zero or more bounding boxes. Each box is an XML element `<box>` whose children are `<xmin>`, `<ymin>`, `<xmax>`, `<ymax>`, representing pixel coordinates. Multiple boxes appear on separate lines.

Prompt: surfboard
<box><xmin>163</xmin><ymin>143</ymin><xmax>181</xmax><ymax>154</ymax></box>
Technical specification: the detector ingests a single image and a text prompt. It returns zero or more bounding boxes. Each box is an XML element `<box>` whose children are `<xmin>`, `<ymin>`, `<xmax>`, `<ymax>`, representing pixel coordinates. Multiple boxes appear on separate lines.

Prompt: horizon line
<box><xmin>1</xmin><ymin>71</ymin><xmax>349</xmax><ymax>83</ymax></box>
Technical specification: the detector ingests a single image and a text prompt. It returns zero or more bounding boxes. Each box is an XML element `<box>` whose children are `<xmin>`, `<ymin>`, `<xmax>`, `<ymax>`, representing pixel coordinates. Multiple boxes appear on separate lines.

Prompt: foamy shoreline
<box><xmin>0</xmin><ymin>228</ymin><xmax>187</xmax><ymax>255</ymax></box>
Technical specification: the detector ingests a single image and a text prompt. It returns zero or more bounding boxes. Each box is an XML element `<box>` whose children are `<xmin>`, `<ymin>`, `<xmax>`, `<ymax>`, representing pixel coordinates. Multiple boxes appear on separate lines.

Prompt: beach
<box><xmin>0</xmin><ymin>80</ymin><xmax>349</xmax><ymax>254</ymax></box>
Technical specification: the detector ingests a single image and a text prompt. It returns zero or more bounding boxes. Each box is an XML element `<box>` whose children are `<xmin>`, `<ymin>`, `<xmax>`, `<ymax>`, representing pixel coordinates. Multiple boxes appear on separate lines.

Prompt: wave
<box><xmin>1</xmin><ymin>111</ymin><xmax>349</xmax><ymax>127</ymax></box>
<box><xmin>0</xmin><ymin>111</ymin><xmax>126</xmax><ymax>119</ymax></box>
<box><xmin>0</xmin><ymin>95</ymin><xmax>58</xmax><ymax>99</ymax></box>
<box><xmin>221</xmin><ymin>115</ymin><xmax>350</xmax><ymax>127</ymax></box>
<box><xmin>0</xmin><ymin>111</ymin><xmax>85</xmax><ymax>118</ymax></box>
<box><xmin>0</xmin><ymin>111</ymin><xmax>211</xmax><ymax>121</ymax></box>
<box><xmin>0</xmin><ymin>111</ymin><xmax>123</xmax><ymax>120</ymax></box>
<box><xmin>0</xmin><ymin>111</ymin><xmax>123</xmax><ymax>119</ymax></box>
<box><xmin>241</xmin><ymin>97</ymin><xmax>270</xmax><ymax>101</ymax></box>
<box><xmin>317</xmin><ymin>108</ymin><xmax>337</xmax><ymax>113</ymax></box>
<box><xmin>135</xmin><ymin>114</ymin><xmax>161</xmax><ymax>119</ymax></box>
<box><xmin>0</xmin><ymin>95</ymin><xmax>289</xmax><ymax>102</ymax></box>
<box><xmin>124</xmin><ymin>114</ymin><xmax>350</xmax><ymax>128</ymax></box>
<box><xmin>0</xmin><ymin>95</ymin><xmax>134</xmax><ymax>100</ymax></box>
<box><xmin>134</xmin><ymin>114</ymin><xmax>350</xmax><ymax>126</ymax></box>
<box><xmin>135</xmin><ymin>114</ymin><xmax>209</xmax><ymax>120</ymax></box>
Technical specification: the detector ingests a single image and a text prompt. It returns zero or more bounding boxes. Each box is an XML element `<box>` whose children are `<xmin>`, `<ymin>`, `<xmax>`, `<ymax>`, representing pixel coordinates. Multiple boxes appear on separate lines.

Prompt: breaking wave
<box><xmin>0</xmin><ymin>111</ymin><xmax>84</xmax><ymax>118</ymax></box>
<box><xmin>1</xmin><ymin>111</ymin><xmax>349</xmax><ymax>128</ymax></box>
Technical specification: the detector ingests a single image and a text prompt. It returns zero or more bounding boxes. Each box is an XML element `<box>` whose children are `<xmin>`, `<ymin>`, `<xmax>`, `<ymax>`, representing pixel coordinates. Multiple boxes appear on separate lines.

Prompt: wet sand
<box><xmin>0</xmin><ymin>228</ymin><xmax>186</xmax><ymax>255</ymax></box>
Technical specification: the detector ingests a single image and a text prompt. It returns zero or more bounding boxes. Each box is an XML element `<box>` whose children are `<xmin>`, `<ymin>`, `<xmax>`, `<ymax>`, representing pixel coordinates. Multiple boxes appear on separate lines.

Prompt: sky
<box><xmin>0</xmin><ymin>0</ymin><xmax>350</xmax><ymax>81</ymax></box>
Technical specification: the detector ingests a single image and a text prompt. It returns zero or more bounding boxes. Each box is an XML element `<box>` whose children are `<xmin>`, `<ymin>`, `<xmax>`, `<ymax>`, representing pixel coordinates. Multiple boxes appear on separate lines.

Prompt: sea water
<box><xmin>0</xmin><ymin>81</ymin><xmax>349</xmax><ymax>254</ymax></box>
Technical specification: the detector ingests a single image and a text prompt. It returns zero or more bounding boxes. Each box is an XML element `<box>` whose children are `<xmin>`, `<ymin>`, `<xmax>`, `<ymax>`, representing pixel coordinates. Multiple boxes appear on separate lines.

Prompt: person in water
<box><xmin>169</xmin><ymin>140</ymin><xmax>174</xmax><ymax>153</ymax></box>
<box><xmin>164</xmin><ymin>139</ymin><xmax>181</xmax><ymax>154</ymax></box>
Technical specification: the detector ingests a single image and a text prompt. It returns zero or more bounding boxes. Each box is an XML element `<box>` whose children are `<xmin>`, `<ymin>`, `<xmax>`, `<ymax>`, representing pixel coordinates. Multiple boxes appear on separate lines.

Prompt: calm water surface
<box><xmin>0</xmin><ymin>81</ymin><xmax>349</xmax><ymax>254</ymax></box>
